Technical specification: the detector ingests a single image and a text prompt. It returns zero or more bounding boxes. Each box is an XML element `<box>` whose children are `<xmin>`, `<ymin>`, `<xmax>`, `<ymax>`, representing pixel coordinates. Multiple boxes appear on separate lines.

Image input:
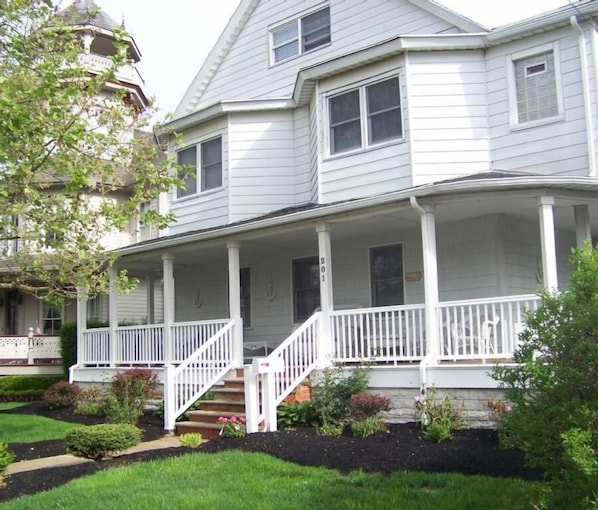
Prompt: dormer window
<box><xmin>270</xmin><ymin>7</ymin><xmax>330</xmax><ymax>64</ymax></box>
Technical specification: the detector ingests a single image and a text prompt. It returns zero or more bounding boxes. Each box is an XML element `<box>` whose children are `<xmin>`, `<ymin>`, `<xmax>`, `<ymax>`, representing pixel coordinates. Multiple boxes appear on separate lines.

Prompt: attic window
<box><xmin>271</xmin><ymin>7</ymin><xmax>330</xmax><ymax>64</ymax></box>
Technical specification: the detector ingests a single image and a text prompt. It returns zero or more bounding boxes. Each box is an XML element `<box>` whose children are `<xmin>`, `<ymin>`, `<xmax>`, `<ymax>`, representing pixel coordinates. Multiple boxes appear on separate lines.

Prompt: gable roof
<box><xmin>174</xmin><ymin>0</ymin><xmax>486</xmax><ymax>118</ymax></box>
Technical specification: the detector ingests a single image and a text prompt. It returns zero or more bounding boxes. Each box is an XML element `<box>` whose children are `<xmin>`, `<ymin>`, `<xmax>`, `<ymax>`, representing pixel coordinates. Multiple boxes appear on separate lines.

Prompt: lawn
<box><xmin>0</xmin><ymin>450</ymin><xmax>544</xmax><ymax>510</ymax></box>
<box><xmin>0</xmin><ymin>404</ymin><xmax>82</xmax><ymax>443</ymax></box>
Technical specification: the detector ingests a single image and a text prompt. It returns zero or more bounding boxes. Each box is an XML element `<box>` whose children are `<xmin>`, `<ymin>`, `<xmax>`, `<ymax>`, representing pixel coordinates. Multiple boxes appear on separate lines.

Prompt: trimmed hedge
<box><xmin>0</xmin><ymin>375</ymin><xmax>63</xmax><ymax>401</ymax></box>
<box><xmin>65</xmin><ymin>423</ymin><xmax>142</xmax><ymax>460</ymax></box>
<box><xmin>59</xmin><ymin>322</ymin><xmax>77</xmax><ymax>379</ymax></box>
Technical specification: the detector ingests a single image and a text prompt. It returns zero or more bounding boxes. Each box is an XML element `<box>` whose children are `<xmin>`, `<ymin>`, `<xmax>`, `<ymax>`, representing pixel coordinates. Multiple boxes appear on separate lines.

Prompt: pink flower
<box><xmin>230</xmin><ymin>416</ymin><xmax>237</xmax><ymax>423</ymax></box>
<box><xmin>414</xmin><ymin>395</ymin><xmax>424</xmax><ymax>403</ymax></box>
<box><xmin>218</xmin><ymin>416</ymin><xmax>226</xmax><ymax>423</ymax></box>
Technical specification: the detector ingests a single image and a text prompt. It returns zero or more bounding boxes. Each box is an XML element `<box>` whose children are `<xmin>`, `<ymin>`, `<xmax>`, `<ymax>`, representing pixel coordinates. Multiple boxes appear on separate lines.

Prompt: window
<box><xmin>271</xmin><ymin>7</ymin><xmax>330</xmax><ymax>64</ymax></box>
<box><xmin>510</xmin><ymin>45</ymin><xmax>561</xmax><ymax>125</ymax></box>
<box><xmin>42</xmin><ymin>302</ymin><xmax>63</xmax><ymax>335</ymax></box>
<box><xmin>87</xmin><ymin>296</ymin><xmax>103</xmax><ymax>322</ymax></box>
<box><xmin>292</xmin><ymin>256</ymin><xmax>320</xmax><ymax>322</ymax></box>
<box><xmin>370</xmin><ymin>244</ymin><xmax>404</xmax><ymax>307</ymax></box>
<box><xmin>138</xmin><ymin>201</ymin><xmax>156</xmax><ymax>241</ymax></box>
<box><xmin>329</xmin><ymin>77</ymin><xmax>402</xmax><ymax>155</ymax></box>
<box><xmin>176</xmin><ymin>136</ymin><xmax>222</xmax><ymax>198</ymax></box>
<box><xmin>240</xmin><ymin>267</ymin><xmax>251</xmax><ymax>328</ymax></box>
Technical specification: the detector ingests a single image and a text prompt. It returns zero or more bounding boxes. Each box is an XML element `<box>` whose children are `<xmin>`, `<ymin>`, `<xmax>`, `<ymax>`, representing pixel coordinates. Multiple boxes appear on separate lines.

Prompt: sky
<box><xmin>87</xmin><ymin>0</ymin><xmax>571</xmax><ymax>121</ymax></box>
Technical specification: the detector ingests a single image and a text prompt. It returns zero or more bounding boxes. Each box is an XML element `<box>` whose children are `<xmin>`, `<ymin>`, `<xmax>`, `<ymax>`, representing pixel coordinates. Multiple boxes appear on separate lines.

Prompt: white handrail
<box><xmin>164</xmin><ymin>318</ymin><xmax>238</xmax><ymax>431</ymax></box>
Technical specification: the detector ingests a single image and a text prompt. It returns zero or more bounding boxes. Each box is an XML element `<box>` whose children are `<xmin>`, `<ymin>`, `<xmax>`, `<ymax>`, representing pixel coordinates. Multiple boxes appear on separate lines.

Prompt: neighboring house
<box><xmin>0</xmin><ymin>0</ymin><xmax>162</xmax><ymax>373</ymax></box>
<box><xmin>71</xmin><ymin>0</ymin><xmax>598</xmax><ymax>431</ymax></box>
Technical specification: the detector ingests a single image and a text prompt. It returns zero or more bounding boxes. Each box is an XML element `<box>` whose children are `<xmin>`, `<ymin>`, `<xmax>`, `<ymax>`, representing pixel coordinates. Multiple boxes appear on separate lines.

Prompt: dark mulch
<box><xmin>0</xmin><ymin>403</ymin><xmax>543</xmax><ymax>503</ymax></box>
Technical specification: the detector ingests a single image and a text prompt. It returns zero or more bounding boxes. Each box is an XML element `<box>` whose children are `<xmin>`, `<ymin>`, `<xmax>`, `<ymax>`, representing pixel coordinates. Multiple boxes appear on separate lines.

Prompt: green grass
<box><xmin>1</xmin><ymin>450</ymin><xmax>545</xmax><ymax>509</ymax></box>
<box><xmin>0</xmin><ymin>402</ymin><xmax>27</xmax><ymax>411</ymax></box>
<box><xmin>0</xmin><ymin>412</ymin><xmax>82</xmax><ymax>443</ymax></box>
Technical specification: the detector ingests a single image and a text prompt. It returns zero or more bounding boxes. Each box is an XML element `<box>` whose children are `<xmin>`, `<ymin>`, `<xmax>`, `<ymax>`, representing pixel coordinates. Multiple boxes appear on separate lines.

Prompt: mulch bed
<box><xmin>0</xmin><ymin>403</ymin><xmax>543</xmax><ymax>503</ymax></box>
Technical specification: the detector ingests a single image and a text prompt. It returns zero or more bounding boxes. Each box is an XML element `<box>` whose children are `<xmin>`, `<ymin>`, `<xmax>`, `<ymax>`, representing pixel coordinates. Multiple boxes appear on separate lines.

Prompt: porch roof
<box><xmin>117</xmin><ymin>173</ymin><xmax>598</xmax><ymax>258</ymax></box>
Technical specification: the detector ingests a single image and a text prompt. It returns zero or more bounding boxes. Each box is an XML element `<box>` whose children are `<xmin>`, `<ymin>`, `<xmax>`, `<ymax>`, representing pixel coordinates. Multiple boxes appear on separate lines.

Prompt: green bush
<box><xmin>493</xmin><ymin>245</ymin><xmax>598</xmax><ymax>509</ymax></box>
<box><xmin>414</xmin><ymin>386</ymin><xmax>463</xmax><ymax>442</ymax></box>
<box><xmin>74</xmin><ymin>386</ymin><xmax>105</xmax><ymax>416</ymax></box>
<box><xmin>351</xmin><ymin>416</ymin><xmax>386</xmax><ymax>438</ymax></box>
<box><xmin>0</xmin><ymin>375</ymin><xmax>63</xmax><ymax>400</ymax></box>
<box><xmin>277</xmin><ymin>401</ymin><xmax>320</xmax><ymax>429</ymax></box>
<box><xmin>59</xmin><ymin>322</ymin><xmax>77</xmax><ymax>379</ymax></box>
<box><xmin>0</xmin><ymin>442</ymin><xmax>15</xmax><ymax>473</ymax></box>
<box><xmin>65</xmin><ymin>423</ymin><xmax>142</xmax><ymax>460</ymax></box>
<box><xmin>311</xmin><ymin>364</ymin><xmax>369</xmax><ymax>430</ymax></box>
<box><xmin>43</xmin><ymin>381</ymin><xmax>81</xmax><ymax>409</ymax></box>
<box><xmin>110</xmin><ymin>368</ymin><xmax>159</xmax><ymax>415</ymax></box>
<box><xmin>179</xmin><ymin>432</ymin><xmax>203</xmax><ymax>448</ymax></box>
<box><xmin>103</xmin><ymin>393</ymin><xmax>142</xmax><ymax>424</ymax></box>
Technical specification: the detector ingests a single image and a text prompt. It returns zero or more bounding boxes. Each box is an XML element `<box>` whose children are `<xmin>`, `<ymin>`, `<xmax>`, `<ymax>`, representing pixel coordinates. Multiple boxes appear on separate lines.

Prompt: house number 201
<box><xmin>320</xmin><ymin>257</ymin><xmax>326</xmax><ymax>282</ymax></box>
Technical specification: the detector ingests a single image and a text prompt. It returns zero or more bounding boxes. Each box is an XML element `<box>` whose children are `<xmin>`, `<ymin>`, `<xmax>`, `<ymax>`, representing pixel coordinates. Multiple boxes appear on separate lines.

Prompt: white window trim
<box><xmin>269</xmin><ymin>3</ymin><xmax>330</xmax><ymax>66</ymax></box>
<box><xmin>39</xmin><ymin>301</ymin><xmax>64</xmax><ymax>335</ymax></box>
<box><xmin>507</xmin><ymin>42</ymin><xmax>565</xmax><ymax>130</ymax></box>
<box><xmin>324</xmin><ymin>71</ymin><xmax>404</xmax><ymax>159</ymax></box>
<box><xmin>174</xmin><ymin>135</ymin><xmax>224</xmax><ymax>202</ymax></box>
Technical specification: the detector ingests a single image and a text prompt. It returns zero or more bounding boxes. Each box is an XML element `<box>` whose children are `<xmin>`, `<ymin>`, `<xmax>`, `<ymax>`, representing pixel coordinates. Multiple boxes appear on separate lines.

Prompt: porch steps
<box><xmin>175</xmin><ymin>373</ymin><xmax>246</xmax><ymax>439</ymax></box>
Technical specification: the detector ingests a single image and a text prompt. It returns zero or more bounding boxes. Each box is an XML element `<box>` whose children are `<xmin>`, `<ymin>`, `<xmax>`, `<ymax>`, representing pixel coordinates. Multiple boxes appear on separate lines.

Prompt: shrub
<box><xmin>43</xmin><ymin>381</ymin><xmax>81</xmax><ymax>409</ymax></box>
<box><xmin>0</xmin><ymin>375</ymin><xmax>62</xmax><ymax>400</ymax></box>
<box><xmin>0</xmin><ymin>442</ymin><xmax>15</xmax><ymax>473</ymax></box>
<box><xmin>65</xmin><ymin>423</ymin><xmax>142</xmax><ymax>460</ymax></box>
<box><xmin>277</xmin><ymin>401</ymin><xmax>320</xmax><ymax>429</ymax></box>
<box><xmin>351</xmin><ymin>416</ymin><xmax>386</xmax><ymax>438</ymax></box>
<box><xmin>179</xmin><ymin>432</ymin><xmax>203</xmax><ymax>448</ymax></box>
<box><xmin>311</xmin><ymin>364</ymin><xmax>369</xmax><ymax>429</ymax></box>
<box><xmin>350</xmin><ymin>392</ymin><xmax>392</xmax><ymax>421</ymax></box>
<box><xmin>110</xmin><ymin>368</ymin><xmax>159</xmax><ymax>416</ymax></box>
<box><xmin>493</xmin><ymin>245</ymin><xmax>598</xmax><ymax>509</ymax></box>
<box><xmin>414</xmin><ymin>386</ymin><xmax>463</xmax><ymax>442</ymax></box>
<box><xmin>103</xmin><ymin>393</ymin><xmax>142</xmax><ymax>424</ymax></box>
<box><xmin>218</xmin><ymin>416</ymin><xmax>246</xmax><ymax>438</ymax></box>
<box><xmin>317</xmin><ymin>422</ymin><xmax>344</xmax><ymax>436</ymax></box>
<box><xmin>74</xmin><ymin>385</ymin><xmax>105</xmax><ymax>416</ymax></box>
<box><xmin>59</xmin><ymin>322</ymin><xmax>77</xmax><ymax>379</ymax></box>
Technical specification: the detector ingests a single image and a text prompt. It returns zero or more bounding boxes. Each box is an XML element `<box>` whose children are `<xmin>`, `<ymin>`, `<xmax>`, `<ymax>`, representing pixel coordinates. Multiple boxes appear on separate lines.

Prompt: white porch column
<box><xmin>108</xmin><ymin>267</ymin><xmax>118</xmax><ymax>368</ymax></box>
<box><xmin>75</xmin><ymin>286</ymin><xmax>87</xmax><ymax>372</ymax></box>
<box><xmin>146</xmin><ymin>273</ymin><xmax>155</xmax><ymax>324</ymax></box>
<box><xmin>316</xmin><ymin>222</ymin><xmax>334</xmax><ymax>364</ymax></box>
<box><xmin>538</xmin><ymin>196</ymin><xmax>559</xmax><ymax>291</ymax></box>
<box><xmin>417</xmin><ymin>203</ymin><xmax>440</xmax><ymax>361</ymax></box>
<box><xmin>162</xmin><ymin>254</ymin><xmax>175</xmax><ymax>365</ymax></box>
<box><xmin>227</xmin><ymin>241</ymin><xmax>243</xmax><ymax>367</ymax></box>
<box><xmin>574</xmin><ymin>205</ymin><xmax>592</xmax><ymax>249</ymax></box>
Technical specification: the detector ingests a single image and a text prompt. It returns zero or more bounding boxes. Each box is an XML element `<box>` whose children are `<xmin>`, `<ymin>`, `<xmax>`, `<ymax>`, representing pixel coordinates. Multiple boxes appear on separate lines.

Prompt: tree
<box><xmin>493</xmin><ymin>244</ymin><xmax>598</xmax><ymax>508</ymax></box>
<box><xmin>0</xmin><ymin>0</ymin><xmax>180</xmax><ymax>304</ymax></box>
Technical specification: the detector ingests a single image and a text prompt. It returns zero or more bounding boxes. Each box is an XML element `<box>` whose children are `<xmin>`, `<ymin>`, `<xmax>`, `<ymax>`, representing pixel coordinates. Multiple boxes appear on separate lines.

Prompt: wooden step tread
<box><xmin>188</xmin><ymin>410</ymin><xmax>245</xmax><ymax>418</ymax></box>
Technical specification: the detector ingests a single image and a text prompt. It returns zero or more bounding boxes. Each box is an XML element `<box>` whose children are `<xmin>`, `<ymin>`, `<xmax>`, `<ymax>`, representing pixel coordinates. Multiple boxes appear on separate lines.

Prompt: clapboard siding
<box><xmin>169</xmin><ymin>119</ymin><xmax>229</xmax><ymax>235</ymax></box>
<box><xmin>486</xmin><ymin>28</ymin><xmax>589</xmax><ymax>175</ymax></box>
<box><xmin>192</xmin><ymin>0</ymin><xmax>459</xmax><ymax>111</ymax></box>
<box><xmin>293</xmin><ymin>106</ymin><xmax>313</xmax><ymax>204</ymax></box>
<box><xmin>407</xmin><ymin>51</ymin><xmax>490</xmax><ymax>185</ymax></box>
<box><xmin>228</xmin><ymin>111</ymin><xmax>296</xmax><ymax>222</ymax></box>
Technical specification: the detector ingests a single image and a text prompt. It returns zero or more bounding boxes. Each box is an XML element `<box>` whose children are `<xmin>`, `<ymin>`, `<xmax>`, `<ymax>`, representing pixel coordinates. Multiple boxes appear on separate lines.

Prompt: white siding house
<box><xmin>71</xmin><ymin>0</ymin><xmax>598</xmax><ymax>432</ymax></box>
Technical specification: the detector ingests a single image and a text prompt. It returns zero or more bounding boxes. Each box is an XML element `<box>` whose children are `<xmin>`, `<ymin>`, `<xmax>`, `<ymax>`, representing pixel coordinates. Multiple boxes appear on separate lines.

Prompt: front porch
<box><xmin>71</xmin><ymin>293</ymin><xmax>540</xmax><ymax>430</ymax></box>
<box><xmin>0</xmin><ymin>334</ymin><xmax>62</xmax><ymax>376</ymax></box>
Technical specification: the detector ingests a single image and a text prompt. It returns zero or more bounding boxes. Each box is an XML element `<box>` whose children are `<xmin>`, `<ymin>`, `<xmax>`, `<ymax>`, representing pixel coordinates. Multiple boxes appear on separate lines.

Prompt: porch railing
<box><xmin>0</xmin><ymin>335</ymin><xmax>61</xmax><ymax>363</ymax></box>
<box><xmin>164</xmin><ymin>318</ymin><xmax>238</xmax><ymax>431</ymax></box>
<box><xmin>81</xmin><ymin>328</ymin><xmax>110</xmax><ymax>366</ymax></box>
<box><xmin>172</xmin><ymin>319</ymin><xmax>230</xmax><ymax>362</ymax></box>
<box><xmin>331</xmin><ymin>304</ymin><xmax>426</xmax><ymax>364</ymax></box>
<box><xmin>117</xmin><ymin>324</ymin><xmax>164</xmax><ymax>366</ymax></box>
<box><xmin>438</xmin><ymin>294</ymin><xmax>540</xmax><ymax>362</ymax></box>
<box><xmin>247</xmin><ymin>312</ymin><xmax>320</xmax><ymax>433</ymax></box>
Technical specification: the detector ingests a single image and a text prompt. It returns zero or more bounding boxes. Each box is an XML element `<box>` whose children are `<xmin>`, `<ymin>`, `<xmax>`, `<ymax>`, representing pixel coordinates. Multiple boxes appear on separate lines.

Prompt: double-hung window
<box><xmin>329</xmin><ymin>76</ymin><xmax>402</xmax><ymax>155</ymax></box>
<box><xmin>42</xmin><ymin>301</ymin><xmax>63</xmax><ymax>335</ymax></box>
<box><xmin>370</xmin><ymin>244</ymin><xmax>404</xmax><ymax>307</ymax></box>
<box><xmin>176</xmin><ymin>136</ymin><xmax>222</xmax><ymax>199</ymax></box>
<box><xmin>509</xmin><ymin>43</ymin><xmax>562</xmax><ymax>126</ymax></box>
<box><xmin>292</xmin><ymin>256</ymin><xmax>320</xmax><ymax>322</ymax></box>
<box><xmin>271</xmin><ymin>7</ymin><xmax>330</xmax><ymax>64</ymax></box>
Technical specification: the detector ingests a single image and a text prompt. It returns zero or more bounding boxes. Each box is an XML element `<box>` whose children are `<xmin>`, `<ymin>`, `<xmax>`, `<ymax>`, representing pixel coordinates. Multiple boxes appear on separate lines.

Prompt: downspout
<box><xmin>410</xmin><ymin>197</ymin><xmax>439</xmax><ymax>392</ymax></box>
<box><xmin>571</xmin><ymin>16</ymin><xmax>597</xmax><ymax>177</ymax></box>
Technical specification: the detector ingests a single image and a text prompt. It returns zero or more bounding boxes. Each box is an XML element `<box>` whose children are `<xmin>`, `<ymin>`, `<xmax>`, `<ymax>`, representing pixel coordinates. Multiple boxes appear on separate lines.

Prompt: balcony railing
<box><xmin>0</xmin><ymin>335</ymin><xmax>61</xmax><ymax>364</ymax></box>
